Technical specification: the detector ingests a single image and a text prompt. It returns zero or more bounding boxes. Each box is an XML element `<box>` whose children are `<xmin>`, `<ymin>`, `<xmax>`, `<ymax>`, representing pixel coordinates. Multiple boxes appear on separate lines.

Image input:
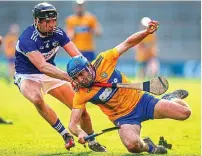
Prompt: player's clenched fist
<box><xmin>78</xmin><ymin>131</ymin><xmax>88</xmax><ymax>144</ymax></box>
<box><xmin>146</xmin><ymin>20</ymin><xmax>159</xmax><ymax>34</ymax></box>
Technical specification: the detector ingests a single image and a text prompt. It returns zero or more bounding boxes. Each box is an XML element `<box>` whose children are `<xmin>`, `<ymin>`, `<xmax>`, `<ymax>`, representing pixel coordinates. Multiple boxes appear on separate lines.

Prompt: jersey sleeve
<box><xmin>56</xmin><ymin>28</ymin><xmax>70</xmax><ymax>47</ymax></box>
<box><xmin>19</xmin><ymin>37</ymin><xmax>38</xmax><ymax>54</ymax></box>
<box><xmin>100</xmin><ymin>48</ymin><xmax>119</xmax><ymax>64</ymax></box>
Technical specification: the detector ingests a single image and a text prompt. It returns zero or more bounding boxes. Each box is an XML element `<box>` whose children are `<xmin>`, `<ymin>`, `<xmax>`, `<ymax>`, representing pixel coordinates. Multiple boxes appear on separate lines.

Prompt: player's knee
<box><xmin>126</xmin><ymin>140</ymin><xmax>142</xmax><ymax>153</ymax></box>
<box><xmin>31</xmin><ymin>93</ymin><xmax>44</xmax><ymax>110</ymax></box>
<box><xmin>180</xmin><ymin>107</ymin><xmax>191</xmax><ymax>120</ymax></box>
<box><xmin>173</xmin><ymin>99</ymin><xmax>191</xmax><ymax>120</ymax></box>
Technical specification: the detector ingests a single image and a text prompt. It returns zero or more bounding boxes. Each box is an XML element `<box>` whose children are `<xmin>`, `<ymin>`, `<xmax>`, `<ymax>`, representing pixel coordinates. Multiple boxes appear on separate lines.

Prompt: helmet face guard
<box><xmin>67</xmin><ymin>55</ymin><xmax>95</xmax><ymax>88</ymax></box>
<box><xmin>33</xmin><ymin>3</ymin><xmax>58</xmax><ymax>36</ymax></box>
<box><xmin>73</xmin><ymin>66</ymin><xmax>95</xmax><ymax>88</ymax></box>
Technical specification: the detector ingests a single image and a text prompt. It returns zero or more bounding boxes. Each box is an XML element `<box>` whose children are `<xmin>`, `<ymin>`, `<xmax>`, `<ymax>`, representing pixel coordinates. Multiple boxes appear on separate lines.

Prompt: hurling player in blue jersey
<box><xmin>13</xmin><ymin>2</ymin><xmax>106</xmax><ymax>152</ymax></box>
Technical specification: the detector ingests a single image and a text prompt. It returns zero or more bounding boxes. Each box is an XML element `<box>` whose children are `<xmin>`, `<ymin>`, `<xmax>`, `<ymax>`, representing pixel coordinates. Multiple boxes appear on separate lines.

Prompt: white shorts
<box><xmin>14</xmin><ymin>73</ymin><xmax>67</xmax><ymax>94</ymax></box>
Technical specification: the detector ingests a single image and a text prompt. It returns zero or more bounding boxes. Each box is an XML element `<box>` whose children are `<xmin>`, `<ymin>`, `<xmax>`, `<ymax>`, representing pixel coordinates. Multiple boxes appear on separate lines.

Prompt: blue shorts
<box><xmin>81</xmin><ymin>51</ymin><xmax>95</xmax><ymax>62</ymax></box>
<box><xmin>114</xmin><ymin>93</ymin><xmax>159</xmax><ymax>126</ymax></box>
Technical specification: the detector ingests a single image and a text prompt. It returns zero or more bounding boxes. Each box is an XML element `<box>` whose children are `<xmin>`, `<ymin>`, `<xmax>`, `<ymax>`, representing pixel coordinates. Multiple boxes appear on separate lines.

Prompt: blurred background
<box><xmin>0</xmin><ymin>2</ymin><xmax>200</xmax><ymax>155</ymax></box>
<box><xmin>0</xmin><ymin>1</ymin><xmax>200</xmax><ymax>80</ymax></box>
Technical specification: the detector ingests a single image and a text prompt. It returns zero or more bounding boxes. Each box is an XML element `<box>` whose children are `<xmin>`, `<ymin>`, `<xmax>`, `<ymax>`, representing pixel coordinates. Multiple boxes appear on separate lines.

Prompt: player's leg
<box><xmin>118</xmin><ymin>124</ymin><xmax>167</xmax><ymax>154</ymax></box>
<box><xmin>154</xmin><ymin>99</ymin><xmax>191</xmax><ymax>120</ymax></box>
<box><xmin>20</xmin><ymin>80</ymin><xmax>58</xmax><ymax>124</ymax></box>
<box><xmin>5</xmin><ymin>58</ymin><xmax>15</xmax><ymax>83</ymax></box>
<box><xmin>14</xmin><ymin>76</ymin><xmax>74</xmax><ymax>150</ymax></box>
<box><xmin>8</xmin><ymin>58</ymin><xmax>15</xmax><ymax>78</ymax></box>
<box><xmin>119</xmin><ymin>124</ymin><xmax>147</xmax><ymax>153</ymax></box>
<box><xmin>114</xmin><ymin>93</ymin><xmax>167</xmax><ymax>154</ymax></box>
<box><xmin>48</xmin><ymin>82</ymin><xmax>107</xmax><ymax>152</ymax></box>
<box><xmin>154</xmin><ymin>90</ymin><xmax>191</xmax><ymax>120</ymax></box>
<box><xmin>135</xmin><ymin>62</ymin><xmax>146</xmax><ymax>81</ymax></box>
<box><xmin>146</xmin><ymin>57</ymin><xmax>160</xmax><ymax>78</ymax></box>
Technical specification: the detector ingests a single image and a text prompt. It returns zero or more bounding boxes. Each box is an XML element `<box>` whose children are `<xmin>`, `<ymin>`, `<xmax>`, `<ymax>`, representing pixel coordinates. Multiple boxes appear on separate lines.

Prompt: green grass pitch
<box><xmin>0</xmin><ymin>78</ymin><xmax>200</xmax><ymax>156</ymax></box>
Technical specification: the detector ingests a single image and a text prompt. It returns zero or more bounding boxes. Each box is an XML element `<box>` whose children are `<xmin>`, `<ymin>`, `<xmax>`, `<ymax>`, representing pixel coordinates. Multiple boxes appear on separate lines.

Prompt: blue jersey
<box><xmin>15</xmin><ymin>25</ymin><xmax>70</xmax><ymax>74</ymax></box>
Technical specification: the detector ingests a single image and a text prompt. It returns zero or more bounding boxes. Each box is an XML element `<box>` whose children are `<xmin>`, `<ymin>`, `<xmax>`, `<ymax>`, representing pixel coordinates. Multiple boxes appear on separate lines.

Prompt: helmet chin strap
<box><xmin>87</xmin><ymin>65</ymin><xmax>96</xmax><ymax>88</ymax></box>
<box><xmin>80</xmin><ymin>65</ymin><xmax>96</xmax><ymax>88</ymax></box>
<box><xmin>37</xmin><ymin>27</ymin><xmax>48</xmax><ymax>37</ymax></box>
<box><xmin>34</xmin><ymin>19</ymin><xmax>46</xmax><ymax>37</ymax></box>
<box><xmin>35</xmin><ymin>18</ymin><xmax>56</xmax><ymax>37</ymax></box>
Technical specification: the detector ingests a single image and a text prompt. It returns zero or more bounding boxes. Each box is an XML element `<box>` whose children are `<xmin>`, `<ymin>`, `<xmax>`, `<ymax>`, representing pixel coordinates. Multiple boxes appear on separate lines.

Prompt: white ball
<box><xmin>76</xmin><ymin>0</ymin><xmax>85</xmax><ymax>4</ymax></box>
<box><xmin>141</xmin><ymin>17</ymin><xmax>151</xmax><ymax>27</ymax></box>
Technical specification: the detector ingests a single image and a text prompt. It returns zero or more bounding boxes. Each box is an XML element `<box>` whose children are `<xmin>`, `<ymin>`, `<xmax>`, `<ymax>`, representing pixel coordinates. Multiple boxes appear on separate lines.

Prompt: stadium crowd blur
<box><xmin>0</xmin><ymin>34</ymin><xmax>13</xmax><ymax>124</ymax></box>
<box><xmin>2</xmin><ymin>24</ymin><xmax>20</xmax><ymax>83</ymax></box>
<box><xmin>0</xmin><ymin>1</ymin><xmax>200</xmax><ymax>82</ymax></box>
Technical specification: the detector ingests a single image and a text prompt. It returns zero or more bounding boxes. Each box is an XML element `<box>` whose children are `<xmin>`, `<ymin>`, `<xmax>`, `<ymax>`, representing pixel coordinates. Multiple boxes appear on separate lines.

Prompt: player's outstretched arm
<box><xmin>27</xmin><ymin>51</ymin><xmax>71</xmax><ymax>82</ymax></box>
<box><xmin>115</xmin><ymin>20</ymin><xmax>159</xmax><ymax>56</ymax></box>
<box><xmin>68</xmin><ymin>109</ymin><xmax>88</xmax><ymax>144</ymax></box>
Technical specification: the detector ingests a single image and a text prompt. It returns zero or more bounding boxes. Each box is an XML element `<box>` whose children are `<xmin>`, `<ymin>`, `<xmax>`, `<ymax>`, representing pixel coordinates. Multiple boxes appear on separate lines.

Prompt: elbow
<box><xmin>37</xmin><ymin>63</ymin><xmax>46</xmax><ymax>73</ymax></box>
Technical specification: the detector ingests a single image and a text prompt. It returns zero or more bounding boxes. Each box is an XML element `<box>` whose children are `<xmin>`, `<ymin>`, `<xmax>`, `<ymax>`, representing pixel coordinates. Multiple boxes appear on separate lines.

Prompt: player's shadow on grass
<box><xmin>39</xmin><ymin>152</ymin><xmax>157</xmax><ymax>156</ymax></box>
<box><xmin>121</xmin><ymin>153</ymin><xmax>145</xmax><ymax>156</ymax></box>
<box><xmin>38</xmin><ymin>152</ymin><xmax>165</xmax><ymax>156</ymax></box>
<box><xmin>39</xmin><ymin>151</ymin><xmax>92</xmax><ymax>156</ymax></box>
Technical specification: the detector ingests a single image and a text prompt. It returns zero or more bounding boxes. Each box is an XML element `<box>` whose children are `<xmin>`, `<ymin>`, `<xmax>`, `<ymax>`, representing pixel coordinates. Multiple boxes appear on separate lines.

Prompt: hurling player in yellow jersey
<box><xmin>3</xmin><ymin>24</ymin><xmax>20</xmax><ymax>82</ymax></box>
<box><xmin>0</xmin><ymin>35</ymin><xmax>13</xmax><ymax>124</ymax></box>
<box><xmin>134</xmin><ymin>17</ymin><xmax>160</xmax><ymax>80</ymax></box>
<box><xmin>65</xmin><ymin>1</ymin><xmax>102</xmax><ymax>62</ymax></box>
<box><xmin>67</xmin><ymin>20</ymin><xmax>191</xmax><ymax>154</ymax></box>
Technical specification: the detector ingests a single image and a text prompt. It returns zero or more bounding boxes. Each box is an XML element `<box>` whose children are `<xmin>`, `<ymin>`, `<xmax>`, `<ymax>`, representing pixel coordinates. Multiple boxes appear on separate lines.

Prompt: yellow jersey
<box><xmin>135</xmin><ymin>33</ymin><xmax>157</xmax><ymax>62</ymax></box>
<box><xmin>73</xmin><ymin>48</ymin><xmax>144</xmax><ymax>122</ymax></box>
<box><xmin>65</xmin><ymin>12</ymin><xmax>98</xmax><ymax>51</ymax></box>
<box><xmin>3</xmin><ymin>33</ymin><xmax>18</xmax><ymax>58</ymax></box>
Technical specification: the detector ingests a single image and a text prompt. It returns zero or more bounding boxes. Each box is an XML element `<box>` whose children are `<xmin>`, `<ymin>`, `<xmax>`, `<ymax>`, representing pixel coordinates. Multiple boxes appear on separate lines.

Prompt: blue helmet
<box><xmin>67</xmin><ymin>55</ymin><xmax>89</xmax><ymax>78</ymax></box>
<box><xmin>67</xmin><ymin>55</ymin><xmax>95</xmax><ymax>88</ymax></box>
